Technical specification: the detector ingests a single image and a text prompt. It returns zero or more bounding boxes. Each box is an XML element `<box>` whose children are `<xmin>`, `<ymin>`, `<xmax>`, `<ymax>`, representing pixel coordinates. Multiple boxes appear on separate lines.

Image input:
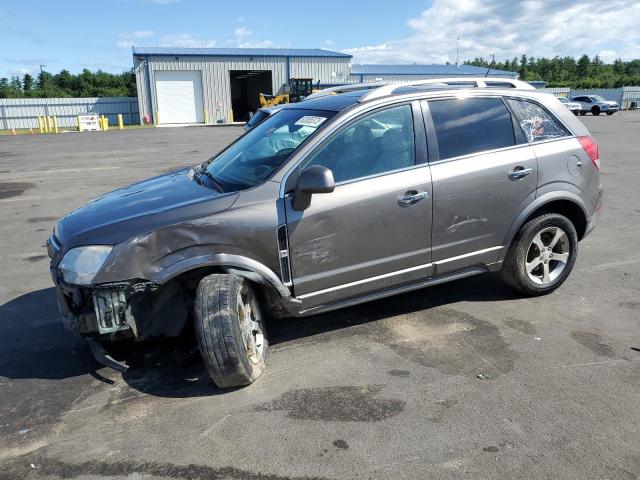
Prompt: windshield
<box><xmin>201</xmin><ymin>109</ymin><xmax>335</xmax><ymax>192</ymax></box>
<box><xmin>592</xmin><ymin>95</ymin><xmax>607</xmax><ymax>102</ymax></box>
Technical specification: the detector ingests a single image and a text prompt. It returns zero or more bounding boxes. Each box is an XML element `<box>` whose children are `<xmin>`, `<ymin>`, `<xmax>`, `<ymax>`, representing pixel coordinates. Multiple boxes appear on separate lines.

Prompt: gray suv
<box><xmin>48</xmin><ymin>78</ymin><xmax>603</xmax><ymax>388</ymax></box>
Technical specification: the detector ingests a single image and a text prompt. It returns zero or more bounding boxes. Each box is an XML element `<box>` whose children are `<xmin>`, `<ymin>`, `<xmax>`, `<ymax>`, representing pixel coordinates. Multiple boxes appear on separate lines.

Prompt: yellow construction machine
<box><xmin>259</xmin><ymin>78</ymin><xmax>316</xmax><ymax>107</ymax></box>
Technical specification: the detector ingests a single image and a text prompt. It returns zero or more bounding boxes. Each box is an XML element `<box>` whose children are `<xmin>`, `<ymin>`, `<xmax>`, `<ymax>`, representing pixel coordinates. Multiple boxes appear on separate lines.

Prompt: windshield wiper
<box><xmin>198</xmin><ymin>169</ymin><xmax>225</xmax><ymax>192</ymax></box>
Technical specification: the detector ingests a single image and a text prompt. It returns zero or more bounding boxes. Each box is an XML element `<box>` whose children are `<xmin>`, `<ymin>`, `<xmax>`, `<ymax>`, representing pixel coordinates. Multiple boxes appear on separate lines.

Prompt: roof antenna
<box><xmin>485</xmin><ymin>54</ymin><xmax>495</xmax><ymax>77</ymax></box>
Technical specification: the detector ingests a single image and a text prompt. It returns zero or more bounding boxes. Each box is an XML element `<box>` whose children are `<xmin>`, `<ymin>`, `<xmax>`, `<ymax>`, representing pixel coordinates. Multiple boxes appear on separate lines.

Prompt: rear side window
<box><xmin>505</xmin><ymin>98</ymin><xmax>570</xmax><ymax>143</ymax></box>
<box><xmin>428</xmin><ymin>98</ymin><xmax>516</xmax><ymax>160</ymax></box>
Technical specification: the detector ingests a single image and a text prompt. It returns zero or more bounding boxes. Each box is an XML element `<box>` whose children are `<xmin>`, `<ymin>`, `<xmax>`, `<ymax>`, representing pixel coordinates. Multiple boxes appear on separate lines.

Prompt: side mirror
<box><xmin>292</xmin><ymin>165</ymin><xmax>335</xmax><ymax>211</ymax></box>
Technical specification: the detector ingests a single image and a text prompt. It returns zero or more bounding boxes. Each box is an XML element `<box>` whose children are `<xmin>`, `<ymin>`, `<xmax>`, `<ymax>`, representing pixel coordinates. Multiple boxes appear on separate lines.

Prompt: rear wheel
<box><xmin>579</xmin><ymin>111</ymin><xmax>587</xmax><ymax>116</ymax></box>
<box><xmin>194</xmin><ymin>274</ymin><xmax>267</xmax><ymax>388</ymax></box>
<box><xmin>502</xmin><ymin>214</ymin><xmax>578</xmax><ymax>296</ymax></box>
<box><xmin>591</xmin><ymin>106</ymin><xmax>601</xmax><ymax>116</ymax></box>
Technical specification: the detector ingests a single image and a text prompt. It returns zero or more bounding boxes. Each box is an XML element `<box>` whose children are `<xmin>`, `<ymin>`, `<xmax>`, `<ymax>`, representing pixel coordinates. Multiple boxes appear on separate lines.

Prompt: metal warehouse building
<box><xmin>133</xmin><ymin>46</ymin><xmax>517</xmax><ymax>126</ymax></box>
<box><xmin>349</xmin><ymin>64</ymin><xmax>517</xmax><ymax>83</ymax></box>
<box><xmin>133</xmin><ymin>47</ymin><xmax>352</xmax><ymax>125</ymax></box>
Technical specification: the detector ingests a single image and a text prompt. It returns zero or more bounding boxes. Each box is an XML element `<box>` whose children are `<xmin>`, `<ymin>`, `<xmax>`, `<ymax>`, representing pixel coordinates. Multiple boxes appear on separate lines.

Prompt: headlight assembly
<box><xmin>58</xmin><ymin>246</ymin><xmax>113</xmax><ymax>285</ymax></box>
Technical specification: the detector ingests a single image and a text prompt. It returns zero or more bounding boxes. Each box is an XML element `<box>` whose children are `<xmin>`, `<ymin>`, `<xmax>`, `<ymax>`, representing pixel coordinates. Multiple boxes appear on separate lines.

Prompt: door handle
<box><xmin>398</xmin><ymin>190</ymin><xmax>429</xmax><ymax>207</ymax></box>
<box><xmin>508</xmin><ymin>166</ymin><xmax>534</xmax><ymax>180</ymax></box>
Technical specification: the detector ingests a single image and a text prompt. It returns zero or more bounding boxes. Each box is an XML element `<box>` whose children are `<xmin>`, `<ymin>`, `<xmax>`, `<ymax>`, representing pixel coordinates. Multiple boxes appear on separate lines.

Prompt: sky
<box><xmin>1</xmin><ymin>0</ymin><xmax>639</xmax><ymax>78</ymax></box>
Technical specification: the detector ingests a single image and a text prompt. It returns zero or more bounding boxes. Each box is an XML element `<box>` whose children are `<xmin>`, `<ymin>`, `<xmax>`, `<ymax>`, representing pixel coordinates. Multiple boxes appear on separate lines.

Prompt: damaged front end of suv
<box><xmin>48</xmin><ymin>233</ymin><xmax>194</xmax><ymax>371</ymax></box>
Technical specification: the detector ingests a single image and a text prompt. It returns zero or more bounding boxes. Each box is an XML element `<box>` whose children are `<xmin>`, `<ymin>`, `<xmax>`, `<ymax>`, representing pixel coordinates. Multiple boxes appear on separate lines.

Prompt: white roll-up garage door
<box><xmin>155</xmin><ymin>70</ymin><xmax>204</xmax><ymax>124</ymax></box>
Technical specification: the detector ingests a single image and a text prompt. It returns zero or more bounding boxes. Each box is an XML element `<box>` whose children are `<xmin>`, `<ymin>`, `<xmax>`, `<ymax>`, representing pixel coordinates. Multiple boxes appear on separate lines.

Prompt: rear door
<box><xmin>284</xmin><ymin>102</ymin><xmax>433</xmax><ymax>308</ymax></box>
<box><xmin>424</xmin><ymin>96</ymin><xmax>538</xmax><ymax>274</ymax></box>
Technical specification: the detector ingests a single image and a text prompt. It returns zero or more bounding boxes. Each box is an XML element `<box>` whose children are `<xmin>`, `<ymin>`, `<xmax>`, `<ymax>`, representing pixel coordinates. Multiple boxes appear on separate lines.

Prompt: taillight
<box><xmin>578</xmin><ymin>135</ymin><xmax>600</xmax><ymax>170</ymax></box>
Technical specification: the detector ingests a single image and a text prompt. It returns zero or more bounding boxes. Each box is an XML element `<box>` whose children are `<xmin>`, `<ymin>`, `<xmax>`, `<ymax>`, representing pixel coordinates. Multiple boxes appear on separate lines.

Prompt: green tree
<box><xmin>22</xmin><ymin>73</ymin><xmax>34</xmax><ymax>92</ymax></box>
<box><xmin>576</xmin><ymin>54</ymin><xmax>590</xmax><ymax>79</ymax></box>
<box><xmin>519</xmin><ymin>54</ymin><xmax>528</xmax><ymax>79</ymax></box>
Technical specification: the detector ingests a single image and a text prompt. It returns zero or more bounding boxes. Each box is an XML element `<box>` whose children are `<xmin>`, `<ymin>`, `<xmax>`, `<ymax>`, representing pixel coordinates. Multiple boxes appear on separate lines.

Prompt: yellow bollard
<box><xmin>155</xmin><ymin>111</ymin><xmax>160</xmax><ymax>126</ymax></box>
<box><xmin>102</xmin><ymin>116</ymin><xmax>109</xmax><ymax>131</ymax></box>
<box><xmin>230</xmin><ymin>110</ymin><xmax>234</xmax><ymax>124</ymax></box>
<box><xmin>117</xmin><ymin>114</ymin><xmax>123</xmax><ymax>130</ymax></box>
<box><xmin>53</xmin><ymin>116</ymin><xmax>59</xmax><ymax>134</ymax></box>
<box><xmin>48</xmin><ymin>116</ymin><xmax>54</xmax><ymax>132</ymax></box>
<box><xmin>37</xmin><ymin>116</ymin><xmax>44</xmax><ymax>134</ymax></box>
<box><xmin>43</xmin><ymin>116</ymin><xmax>49</xmax><ymax>133</ymax></box>
<box><xmin>204</xmin><ymin>109</ymin><xmax>209</xmax><ymax>124</ymax></box>
<box><xmin>77</xmin><ymin>115</ymin><xmax>83</xmax><ymax>132</ymax></box>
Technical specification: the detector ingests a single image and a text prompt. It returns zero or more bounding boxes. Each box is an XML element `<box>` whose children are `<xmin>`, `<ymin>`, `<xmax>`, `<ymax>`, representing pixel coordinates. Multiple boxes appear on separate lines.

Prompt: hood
<box><xmin>604</xmin><ymin>100</ymin><xmax>618</xmax><ymax>106</ymax></box>
<box><xmin>55</xmin><ymin>168</ymin><xmax>238</xmax><ymax>251</ymax></box>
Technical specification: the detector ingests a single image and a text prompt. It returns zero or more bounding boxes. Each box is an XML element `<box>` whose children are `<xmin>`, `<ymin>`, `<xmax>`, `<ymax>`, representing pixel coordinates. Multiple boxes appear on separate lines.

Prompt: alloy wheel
<box><xmin>525</xmin><ymin>226</ymin><xmax>570</xmax><ymax>285</ymax></box>
<box><xmin>237</xmin><ymin>288</ymin><xmax>265</xmax><ymax>364</ymax></box>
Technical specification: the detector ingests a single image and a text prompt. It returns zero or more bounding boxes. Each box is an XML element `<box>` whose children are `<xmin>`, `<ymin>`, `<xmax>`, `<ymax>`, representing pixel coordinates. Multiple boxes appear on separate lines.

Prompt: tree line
<box><xmin>0</xmin><ymin>69</ymin><xmax>137</xmax><ymax>99</ymax></box>
<box><xmin>2</xmin><ymin>54</ymin><xmax>640</xmax><ymax>99</ymax></box>
<box><xmin>465</xmin><ymin>54</ymin><xmax>640</xmax><ymax>88</ymax></box>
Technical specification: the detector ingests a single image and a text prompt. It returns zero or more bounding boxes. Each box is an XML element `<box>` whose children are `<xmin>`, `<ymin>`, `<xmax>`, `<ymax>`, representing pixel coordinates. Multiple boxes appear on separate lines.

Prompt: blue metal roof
<box><xmin>351</xmin><ymin>64</ymin><xmax>517</xmax><ymax>77</ymax></box>
<box><xmin>132</xmin><ymin>46</ymin><xmax>352</xmax><ymax>58</ymax></box>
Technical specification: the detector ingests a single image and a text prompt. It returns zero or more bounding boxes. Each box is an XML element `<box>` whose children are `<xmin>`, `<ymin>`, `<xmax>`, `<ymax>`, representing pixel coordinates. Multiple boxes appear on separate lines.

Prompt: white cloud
<box><xmin>344</xmin><ymin>0</ymin><xmax>640</xmax><ymax>64</ymax></box>
<box><xmin>116</xmin><ymin>30</ymin><xmax>155</xmax><ymax>48</ymax></box>
<box><xmin>131</xmin><ymin>30</ymin><xmax>155</xmax><ymax>38</ymax></box>
<box><xmin>226</xmin><ymin>26</ymin><xmax>279</xmax><ymax>48</ymax></box>
<box><xmin>234</xmin><ymin>27</ymin><xmax>252</xmax><ymax>39</ymax></box>
<box><xmin>159</xmin><ymin>33</ymin><xmax>216</xmax><ymax>48</ymax></box>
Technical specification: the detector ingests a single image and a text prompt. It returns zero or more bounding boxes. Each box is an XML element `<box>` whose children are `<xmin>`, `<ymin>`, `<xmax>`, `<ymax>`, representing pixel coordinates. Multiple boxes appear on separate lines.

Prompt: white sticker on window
<box><xmin>295</xmin><ymin>116</ymin><xmax>327</xmax><ymax>128</ymax></box>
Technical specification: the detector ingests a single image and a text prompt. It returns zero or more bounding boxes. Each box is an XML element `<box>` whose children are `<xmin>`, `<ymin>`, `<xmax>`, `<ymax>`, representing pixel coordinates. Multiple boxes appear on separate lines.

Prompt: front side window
<box><xmin>300</xmin><ymin>104</ymin><xmax>415</xmax><ymax>183</ymax></box>
<box><xmin>505</xmin><ymin>98</ymin><xmax>570</xmax><ymax>143</ymax></box>
<box><xmin>428</xmin><ymin>97</ymin><xmax>516</xmax><ymax>160</ymax></box>
<box><xmin>202</xmin><ymin>108</ymin><xmax>335</xmax><ymax>192</ymax></box>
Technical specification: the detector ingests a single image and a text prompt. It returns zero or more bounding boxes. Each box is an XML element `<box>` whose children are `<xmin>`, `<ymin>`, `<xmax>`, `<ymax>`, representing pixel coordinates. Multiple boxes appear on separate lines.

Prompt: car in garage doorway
<box><xmin>47</xmin><ymin>77</ymin><xmax>603</xmax><ymax>389</ymax></box>
<box><xmin>570</xmin><ymin>95</ymin><xmax>619</xmax><ymax>116</ymax></box>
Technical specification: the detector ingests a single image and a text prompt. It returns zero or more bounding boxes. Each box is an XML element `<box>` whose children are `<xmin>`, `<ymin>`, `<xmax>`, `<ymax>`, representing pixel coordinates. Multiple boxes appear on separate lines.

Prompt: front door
<box><xmin>424</xmin><ymin>97</ymin><xmax>538</xmax><ymax>274</ymax></box>
<box><xmin>284</xmin><ymin>103</ymin><xmax>433</xmax><ymax>308</ymax></box>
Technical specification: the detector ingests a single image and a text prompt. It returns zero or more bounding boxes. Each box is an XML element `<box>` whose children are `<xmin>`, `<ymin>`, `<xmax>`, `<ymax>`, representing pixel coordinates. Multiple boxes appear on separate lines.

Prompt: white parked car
<box><xmin>558</xmin><ymin>97</ymin><xmax>582</xmax><ymax>115</ymax></box>
<box><xmin>570</xmin><ymin>95</ymin><xmax>619</xmax><ymax>116</ymax></box>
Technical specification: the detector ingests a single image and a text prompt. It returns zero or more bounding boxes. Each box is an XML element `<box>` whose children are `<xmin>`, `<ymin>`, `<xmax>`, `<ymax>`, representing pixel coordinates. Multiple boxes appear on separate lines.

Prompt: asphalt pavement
<box><xmin>0</xmin><ymin>115</ymin><xmax>639</xmax><ymax>479</ymax></box>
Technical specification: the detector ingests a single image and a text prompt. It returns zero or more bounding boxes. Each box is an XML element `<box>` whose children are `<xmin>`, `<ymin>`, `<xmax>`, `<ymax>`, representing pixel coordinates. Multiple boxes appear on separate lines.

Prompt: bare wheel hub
<box><xmin>525</xmin><ymin>226</ymin><xmax>570</xmax><ymax>285</ymax></box>
<box><xmin>237</xmin><ymin>289</ymin><xmax>265</xmax><ymax>364</ymax></box>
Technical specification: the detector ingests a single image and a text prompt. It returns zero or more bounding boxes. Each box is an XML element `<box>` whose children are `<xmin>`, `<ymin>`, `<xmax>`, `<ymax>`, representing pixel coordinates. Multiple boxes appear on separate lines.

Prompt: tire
<box><xmin>502</xmin><ymin>213</ymin><xmax>578</xmax><ymax>296</ymax></box>
<box><xmin>606</xmin><ymin>111</ymin><xmax>614</xmax><ymax>116</ymax></box>
<box><xmin>194</xmin><ymin>274</ymin><xmax>268</xmax><ymax>388</ymax></box>
<box><xmin>579</xmin><ymin>111</ymin><xmax>586</xmax><ymax>116</ymax></box>
<box><xmin>591</xmin><ymin>106</ymin><xmax>601</xmax><ymax>116</ymax></box>
<box><xmin>573</xmin><ymin>110</ymin><xmax>579</xmax><ymax>115</ymax></box>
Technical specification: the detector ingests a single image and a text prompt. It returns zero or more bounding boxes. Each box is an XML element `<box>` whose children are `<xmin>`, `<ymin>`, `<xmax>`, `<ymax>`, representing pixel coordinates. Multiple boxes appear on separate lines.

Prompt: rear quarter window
<box><xmin>505</xmin><ymin>98</ymin><xmax>570</xmax><ymax>143</ymax></box>
<box><xmin>428</xmin><ymin>97</ymin><xmax>516</xmax><ymax>160</ymax></box>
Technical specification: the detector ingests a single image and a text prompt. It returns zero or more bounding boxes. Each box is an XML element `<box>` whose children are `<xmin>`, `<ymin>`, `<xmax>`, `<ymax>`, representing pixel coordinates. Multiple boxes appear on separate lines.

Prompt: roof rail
<box><xmin>304</xmin><ymin>81</ymin><xmax>387</xmax><ymax>101</ymax></box>
<box><xmin>358</xmin><ymin>77</ymin><xmax>535</xmax><ymax>102</ymax></box>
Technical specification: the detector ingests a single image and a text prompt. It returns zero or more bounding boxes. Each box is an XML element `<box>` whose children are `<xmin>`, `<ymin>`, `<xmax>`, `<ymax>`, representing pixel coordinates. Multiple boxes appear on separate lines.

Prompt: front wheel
<box><xmin>502</xmin><ymin>214</ymin><xmax>578</xmax><ymax>296</ymax></box>
<box><xmin>579</xmin><ymin>111</ymin><xmax>587</xmax><ymax>116</ymax></box>
<box><xmin>194</xmin><ymin>274</ymin><xmax>268</xmax><ymax>388</ymax></box>
<box><xmin>606</xmin><ymin>111</ymin><xmax>614</xmax><ymax>116</ymax></box>
<box><xmin>592</xmin><ymin>106</ymin><xmax>601</xmax><ymax>116</ymax></box>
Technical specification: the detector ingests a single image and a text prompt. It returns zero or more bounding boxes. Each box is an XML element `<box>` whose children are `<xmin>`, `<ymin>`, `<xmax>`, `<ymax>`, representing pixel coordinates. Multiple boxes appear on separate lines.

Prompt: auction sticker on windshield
<box><xmin>295</xmin><ymin>116</ymin><xmax>327</xmax><ymax>128</ymax></box>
